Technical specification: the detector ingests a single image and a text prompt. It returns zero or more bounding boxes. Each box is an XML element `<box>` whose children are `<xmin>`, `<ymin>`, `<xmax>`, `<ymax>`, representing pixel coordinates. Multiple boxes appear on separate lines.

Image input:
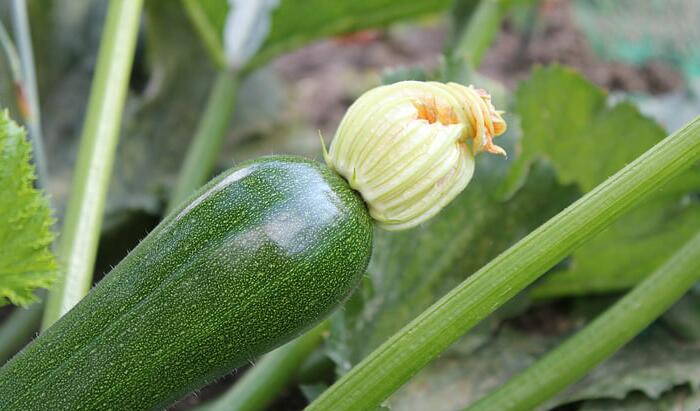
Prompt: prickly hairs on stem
<box><xmin>324</xmin><ymin>81</ymin><xmax>507</xmax><ymax>231</ymax></box>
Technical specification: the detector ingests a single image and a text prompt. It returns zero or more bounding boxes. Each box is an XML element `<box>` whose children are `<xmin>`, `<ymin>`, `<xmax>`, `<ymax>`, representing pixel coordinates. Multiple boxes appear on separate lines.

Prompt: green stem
<box><xmin>42</xmin><ymin>0</ymin><xmax>144</xmax><ymax>329</ymax></box>
<box><xmin>181</xmin><ymin>0</ymin><xmax>227</xmax><ymax>69</ymax></box>
<box><xmin>10</xmin><ymin>0</ymin><xmax>48</xmax><ymax>188</ymax></box>
<box><xmin>0</xmin><ymin>301</ymin><xmax>42</xmax><ymax>365</ymax></box>
<box><xmin>167</xmin><ymin>70</ymin><xmax>239</xmax><ymax>213</ymax></box>
<box><xmin>466</xmin><ymin>230</ymin><xmax>700</xmax><ymax>411</ymax></box>
<box><xmin>306</xmin><ymin>117</ymin><xmax>700</xmax><ymax>411</ymax></box>
<box><xmin>453</xmin><ymin>0</ymin><xmax>510</xmax><ymax>69</ymax></box>
<box><xmin>203</xmin><ymin>322</ymin><xmax>328</xmax><ymax>411</ymax></box>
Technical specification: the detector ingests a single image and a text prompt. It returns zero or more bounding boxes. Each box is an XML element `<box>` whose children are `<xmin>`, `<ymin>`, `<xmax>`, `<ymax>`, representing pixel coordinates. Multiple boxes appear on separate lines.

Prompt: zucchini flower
<box><xmin>324</xmin><ymin>81</ymin><xmax>507</xmax><ymax>231</ymax></box>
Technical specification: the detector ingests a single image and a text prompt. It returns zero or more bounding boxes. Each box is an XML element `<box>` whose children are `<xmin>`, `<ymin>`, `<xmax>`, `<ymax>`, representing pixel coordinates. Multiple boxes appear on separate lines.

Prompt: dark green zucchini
<box><xmin>0</xmin><ymin>156</ymin><xmax>372</xmax><ymax>410</ymax></box>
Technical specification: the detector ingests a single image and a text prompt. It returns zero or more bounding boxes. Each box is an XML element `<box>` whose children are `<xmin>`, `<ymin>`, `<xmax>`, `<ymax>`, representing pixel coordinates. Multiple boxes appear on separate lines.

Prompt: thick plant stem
<box><xmin>204</xmin><ymin>322</ymin><xmax>328</xmax><ymax>411</ymax></box>
<box><xmin>453</xmin><ymin>0</ymin><xmax>510</xmax><ymax>69</ymax></box>
<box><xmin>167</xmin><ymin>70</ymin><xmax>239</xmax><ymax>213</ymax></box>
<box><xmin>42</xmin><ymin>0</ymin><xmax>144</xmax><ymax>329</ymax></box>
<box><xmin>306</xmin><ymin>116</ymin><xmax>700</xmax><ymax>411</ymax></box>
<box><xmin>466</xmin><ymin>230</ymin><xmax>700</xmax><ymax>411</ymax></box>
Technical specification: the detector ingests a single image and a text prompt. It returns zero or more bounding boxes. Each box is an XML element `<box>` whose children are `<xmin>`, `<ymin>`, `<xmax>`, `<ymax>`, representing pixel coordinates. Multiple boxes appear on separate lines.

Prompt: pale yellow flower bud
<box><xmin>324</xmin><ymin>81</ymin><xmax>507</xmax><ymax>231</ymax></box>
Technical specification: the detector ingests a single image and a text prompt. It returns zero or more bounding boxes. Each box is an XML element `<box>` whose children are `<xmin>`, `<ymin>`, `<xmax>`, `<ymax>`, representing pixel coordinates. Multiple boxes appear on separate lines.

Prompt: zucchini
<box><xmin>0</xmin><ymin>156</ymin><xmax>372</xmax><ymax>410</ymax></box>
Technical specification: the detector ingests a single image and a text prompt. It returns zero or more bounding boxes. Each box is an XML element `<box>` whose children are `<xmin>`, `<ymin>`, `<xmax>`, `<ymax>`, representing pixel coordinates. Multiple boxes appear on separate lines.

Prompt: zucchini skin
<box><xmin>0</xmin><ymin>156</ymin><xmax>372</xmax><ymax>410</ymax></box>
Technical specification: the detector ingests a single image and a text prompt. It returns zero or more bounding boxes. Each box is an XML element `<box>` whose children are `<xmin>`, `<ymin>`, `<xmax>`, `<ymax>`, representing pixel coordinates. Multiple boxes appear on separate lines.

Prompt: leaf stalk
<box><xmin>42</xmin><ymin>0</ymin><xmax>144</xmax><ymax>328</ymax></box>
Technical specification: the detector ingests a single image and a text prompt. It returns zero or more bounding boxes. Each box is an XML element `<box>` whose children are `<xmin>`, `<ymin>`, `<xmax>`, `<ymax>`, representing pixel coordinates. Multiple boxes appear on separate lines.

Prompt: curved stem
<box><xmin>465</xmin><ymin>229</ymin><xmax>700</xmax><ymax>411</ymax></box>
<box><xmin>306</xmin><ymin>116</ymin><xmax>700</xmax><ymax>411</ymax></box>
<box><xmin>453</xmin><ymin>0</ymin><xmax>510</xmax><ymax>69</ymax></box>
<box><xmin>167</xmin><ymin>70</ymin><xmax>239</xmax><ymax>213</ymax></box>
<box><xmin>204</xmin><ymin>322</ymin><xmax>328</xmax><ymax>411</ymax></box>
<box><xmin>42</xmin><ymin>0</ymin><xmax>144</xmax><ymax>329</ymax></box>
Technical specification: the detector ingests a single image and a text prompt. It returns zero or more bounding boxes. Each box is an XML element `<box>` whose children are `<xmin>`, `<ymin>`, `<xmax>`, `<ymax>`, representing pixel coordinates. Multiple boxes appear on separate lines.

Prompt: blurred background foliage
<box><xmin>1</xmin><ymin>0</ymin><xmax>700</xmax><ymax>410</ymax></box>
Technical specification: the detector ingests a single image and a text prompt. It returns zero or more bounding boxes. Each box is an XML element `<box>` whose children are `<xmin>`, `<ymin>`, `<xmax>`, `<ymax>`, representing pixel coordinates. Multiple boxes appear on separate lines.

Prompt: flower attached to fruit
<box><xmin>324</xmin><ymin>81</ymin><xmax>507</xmax><ymax>231</ymax></box>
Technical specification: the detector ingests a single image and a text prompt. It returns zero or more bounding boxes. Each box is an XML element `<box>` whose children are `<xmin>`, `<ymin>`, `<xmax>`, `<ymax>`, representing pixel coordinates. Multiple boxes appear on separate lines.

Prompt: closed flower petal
<box><xmin>325</xmin><ymin>81</ymin><xmax>507</xmax><ymax>230</ymax></box>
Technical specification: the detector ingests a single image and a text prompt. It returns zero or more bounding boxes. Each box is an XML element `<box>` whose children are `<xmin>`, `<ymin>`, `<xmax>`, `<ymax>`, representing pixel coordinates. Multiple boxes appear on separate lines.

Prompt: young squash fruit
<box><xmin>0</xmin><ymin>81</ymin><xmax>506</xmax><ymax>410</ymax></box>
<box><xmin>0</xmin><ymin>157</ymin><xmax>372</xmax><ymax>410</ymax></box>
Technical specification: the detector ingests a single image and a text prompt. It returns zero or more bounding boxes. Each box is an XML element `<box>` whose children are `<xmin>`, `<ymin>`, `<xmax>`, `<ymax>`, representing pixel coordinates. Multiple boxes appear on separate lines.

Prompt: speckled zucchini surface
<box><xmin>0</xmin><ymin>156</ymin><xmax>372</xmax><ymax>411</ymax></box>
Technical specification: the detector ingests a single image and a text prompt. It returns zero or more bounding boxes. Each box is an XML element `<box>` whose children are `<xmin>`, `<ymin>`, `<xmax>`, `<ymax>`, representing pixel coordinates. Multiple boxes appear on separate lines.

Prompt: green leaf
<box><xmin>327</xmin><ymin>127</ymin><xmax>579</xmax><ymax>371</ymax></box>
<box><xmin>184</xmin><ymin>0</ymin><xmax>452</xmax><ymax>70</ymax></box>
<box><xmin>0</xmin><ymin>110</ymin><xmax>56</xmax><ymax>306</ymax></box>
<box><xmin>251</xmin><ymin>0</ymin><xmax>452</xmax><ymax>70</ymax></box>
<box><xmin>507</xmin><ymin>65</ymin><xmax>700</xmax><ymax>296</ymax></box>
<box><xmin>506</xmin><ymin>65</ymin><xmax>665</xmax><ymax>193</ymax></box>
